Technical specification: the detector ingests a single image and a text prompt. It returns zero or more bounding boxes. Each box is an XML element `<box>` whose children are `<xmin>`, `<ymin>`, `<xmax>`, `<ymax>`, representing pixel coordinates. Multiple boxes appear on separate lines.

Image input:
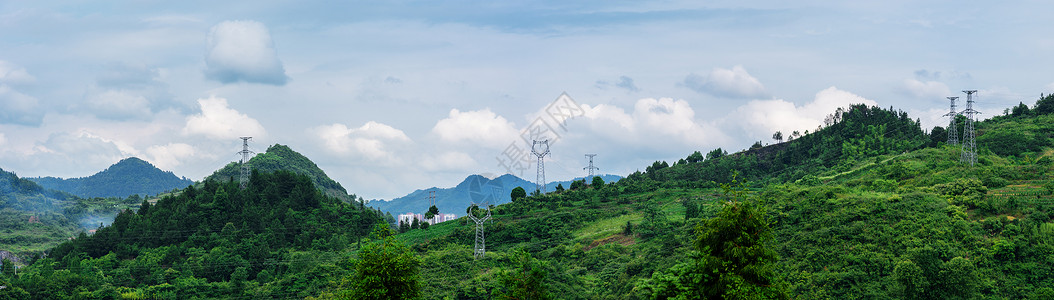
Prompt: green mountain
<box><xmin>28</xmin><ymin>157</ymin><xmax>193</xmax><ymax>198</ymax></box>
<box><xmin>6</xmin><ymin>95</ymin><xmax>1054</xmax><ymax>299</ymax></box>
<box><xmin>207</xmin><ymin>144</ymin><xmax>358</xmax><ymax>201</ymax></box>
<box><xmin>370</xmin><ymin>173</ymin><xmax>622</xmax><ymax>217</ymax></box>
<box><xmin>0</xmin><ymin>168</ymin><xmax>141</xmax><ymax>263</ymax></box>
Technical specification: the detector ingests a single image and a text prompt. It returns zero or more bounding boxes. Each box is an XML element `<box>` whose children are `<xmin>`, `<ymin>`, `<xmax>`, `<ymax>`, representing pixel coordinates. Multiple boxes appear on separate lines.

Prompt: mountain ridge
<box><xmin>28</xmin><ymin>157</ymin><xmax>193</xmax><ymax>198</ymax></box>
<box><xmin>369</xmin><ymin>173</ymin><xmax>621</xmax><ymax>216</ymax></box>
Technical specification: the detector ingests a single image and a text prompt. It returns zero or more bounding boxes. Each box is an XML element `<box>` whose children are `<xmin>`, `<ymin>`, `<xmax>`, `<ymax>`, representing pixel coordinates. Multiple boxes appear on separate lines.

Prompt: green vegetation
<box><xmin>4</xmin><ymin>96</ymin><xmax>1054</xmax><ymax>299</ymax></box>
<box><xmin>208</xmin><ymin>144</ymin><xmax>360</xmax><ymax>202</ymax></box>
<box><xmin>0</xmin><ymin>168</ymin><xmax>144</xmax><ymax>261</ymax></box>
<box><xmin>29</xmin><ymin>157</ymin><xmax>193</xmax><ymax>198</ymax></box>
<box><xmin>6</xmin><ymin>170</ymin><xmax>384</xmax><ymax>299</ymax></box>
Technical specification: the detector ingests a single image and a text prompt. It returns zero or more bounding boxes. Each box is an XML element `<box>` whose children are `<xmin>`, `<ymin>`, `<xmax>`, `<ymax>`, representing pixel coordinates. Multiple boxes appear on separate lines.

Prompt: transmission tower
<box><xmin>427</xmin><ymin>190</ymin><xmax>436</xmax><ymax>224</ymax></box>
<box><xmin>466</xmin><ymin>203</ymin><xmax>492</xmax><ymax>259</ymax></box>
<box><xmin>944</xmin><ymin>96</ymin><xmax>959</xmax><ymax>145</ymax></box>
<box><xmin>959</xmin><ymin>91</ymin><xmax>980</xmax><ymax>166</ymax></box>
<box><xmin>583</xmin><ymin>154</ymin><xmax>598</xmax><ymax>178</ymax></box>
<box><xmin>238</xmin><ymin>137</ymin><xmax>254</xmax><ymax>189</ymax></box>
<box><xmin>531</xmin><ymin>140</ymin><xmax>550</xmax><ymax>193</ymax></box>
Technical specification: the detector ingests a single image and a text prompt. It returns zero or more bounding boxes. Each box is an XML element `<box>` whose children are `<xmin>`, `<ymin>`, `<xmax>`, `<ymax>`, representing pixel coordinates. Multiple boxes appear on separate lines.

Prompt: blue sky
<box><xmin>2</xmin><ymin>1</ymin><xmax>1052</xmax><ymax>199</ymax></box>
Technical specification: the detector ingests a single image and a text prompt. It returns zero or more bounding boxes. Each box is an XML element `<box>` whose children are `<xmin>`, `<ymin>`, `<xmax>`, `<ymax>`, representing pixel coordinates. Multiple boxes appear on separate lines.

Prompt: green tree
<box><xmin>496</xmin><ymin>249</ymin><xmax>551</xmax><ymax>300</ymax></box>
<box><xmin>687</xmin><ymin>151</ymin><xmax>705</xmax><ymax>163</ymax></box>
<box><xmin>555</xmin><ymin>183</ymin><xmax>565</xmax><ymax>193</ymax></box>
<box><xmin>591</xmin><ymin>176</ymin><xmax>605</xmax><ymax>188</ymax></box>
<box><xmin>510</xmin><ymin>187</ymin><xmax>527</xmax><ymax>202</ymax></box>
<box><xmin>318</xmin><ymin>226</ymin><xmax>422</xmax><ymax>299</ymax></box>
<box><xmin>705</xmin><ymin>148</ymin><xmax>727</xmax><ymax>160</ymax></box>
<box><xmin>772</xmin><ymin>131</ymin><xmax>783</xmax><ymax>143</ymax></box>
<box><xmin>425</xmin><ymin>205</ymin><xmax>439</xmax><ymax>220</ymax></box>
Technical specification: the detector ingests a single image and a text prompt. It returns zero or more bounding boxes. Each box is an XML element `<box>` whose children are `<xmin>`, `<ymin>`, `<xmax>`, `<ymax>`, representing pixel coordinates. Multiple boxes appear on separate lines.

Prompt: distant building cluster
<box><xmin>398</xmin><ymin>212</ymin><xmax>457</xmax><ymax>225</ymax></box>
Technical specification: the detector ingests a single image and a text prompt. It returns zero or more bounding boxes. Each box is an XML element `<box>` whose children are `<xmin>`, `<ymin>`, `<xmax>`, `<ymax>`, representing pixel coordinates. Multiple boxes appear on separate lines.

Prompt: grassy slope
<box><xmin>391</xmin><ymin>113</ymin><xmax>1054</xmax><ymax>299</ymax></box>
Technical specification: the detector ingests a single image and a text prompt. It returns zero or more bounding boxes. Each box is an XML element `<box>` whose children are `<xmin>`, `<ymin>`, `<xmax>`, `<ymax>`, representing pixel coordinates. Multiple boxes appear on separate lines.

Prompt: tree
<box><xmin>750</xmin><ymin>141</ymin><xmax>763</xmax><ymax>150</ymax></box>
<box><xmin>496</xmin><ymin>249</ymin><xmax>551</xmax><ymax>300</ymax></box>
<box><xmin>644</xmin><ymin>175</ymin><xmax>787</xmax><ymax>299</ymax></box>
<box><xmin>772</xmin><ymin>131</ymin><xmax>783</xmax><ymax>143</ymax></box>
<box><xmin>591</xmin><ymin>176</ymin><xmax>605</xmax><ymax>188</ymax></box>
<box><xmin>425</xmin><ymin>205</ymin><xmax>439</xmax><ymax>220</ymax></box>
<box><xmin>687</xmin><ymin>151</ymin><xmax>705</xmax><ymax>163</ymax></box>
<box><xmin>569</xmin><ymin>180</ymin><xmax>585</xmax><ymax>190</ymax></box>
<box><xmin>790</xmin><ymin>130</ymin><xmax>801</xmax><ymax>140</ymax></box>
<box><xmin>705</xmin><ymin>148</ymin><xmax>727</xmax><ymax>160</ymax></box>
<box><xmin>928</xmin><ymin>126</ymin><xmax>947</xmax><ymax>147</ymax></box>
<box><xmin>510</xmin><ymin>187</ymin><xmax>527</xmax><ymax>202</ymax></box>
<box><xmin>554</xmin><ymin>184</ymin><xmax>564</xmax><ymax>193</ymax></box>
<box><xmin>317</xmin><ymin>226</ymin><xmax>422</xmax><ymax>300</ymax></box>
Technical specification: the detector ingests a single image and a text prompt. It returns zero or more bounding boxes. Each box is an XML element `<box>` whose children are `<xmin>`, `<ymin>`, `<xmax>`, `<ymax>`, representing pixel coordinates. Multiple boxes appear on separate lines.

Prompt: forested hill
<box><xmin>28</xmin><ymin>157</ymin><xmax>193</xmax><ymax>198</ymax></box>
<box><xmin>650</xmin><ymin>103</ymin><xmax>929</xmax><ymax>185</ymax></box>
<box><xmin>370</xmin><ymin>173</ymin><xmax>622</xmax><ymax>216</ymax></box>
<box><xmin>207</xmin><ymin>144</ymin><xmax>357</xmax><ymax>201</ymax></box>
<box><xmin>0</xmin><ymin>168</ymin><xmax>140</xmax><ymax>262</ymax></box>
<box><xmin>8</xmin><ymin>170</ymin><xmax>386</xmax><ymax>299</ymax></box>
<box><xmin>6</xmin><ymin>100</ymin><xmax>1054</xmax><ymax>299</ymax></box>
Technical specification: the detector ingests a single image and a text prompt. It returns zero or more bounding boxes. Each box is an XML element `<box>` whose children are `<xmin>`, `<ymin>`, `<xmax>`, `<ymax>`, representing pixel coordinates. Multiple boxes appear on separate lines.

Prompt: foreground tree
<box><xmin>496</xmin><ymin>249</ymin><xmax>551</xmax><ymax>300</ymax></box>
<box><xmin>643</xmin><ymin>175</ymin><xmax>787</xmax><ymax>299</ymax></box>
<box><xmin>315</xmin><ymin>224</ymin><xmax>421</xmax><ymax>299</ymax></box>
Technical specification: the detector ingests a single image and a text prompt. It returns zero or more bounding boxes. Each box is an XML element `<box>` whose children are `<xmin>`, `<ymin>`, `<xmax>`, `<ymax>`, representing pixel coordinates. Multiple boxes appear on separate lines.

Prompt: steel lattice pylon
<box><xmin>531</xmin><ymin>140</ymin><xmax>550</xmax><ymax>193</ymax></box>
<box><xmin>238</xmin><ymin>137</ymin><xmax>254</xmax><ymax>189</ymax></box>
<box><xmin>584</xmin><ymin>154</ymin><xmax>598</xmax><ymax>179</ymax></box>
<box><xmin>959</xmin><ymin>91</ymin><xmax>980</xmax><ymax>166</ymax></box>
<box><xmin>944</xmin><ymin>96</ymin><xmax>959</xmax><ymax>145</ymax></box>
<box><xmin>466</xmin><ymin>204</ymin><xmax>492</xmax><ymax>259</ymax></box>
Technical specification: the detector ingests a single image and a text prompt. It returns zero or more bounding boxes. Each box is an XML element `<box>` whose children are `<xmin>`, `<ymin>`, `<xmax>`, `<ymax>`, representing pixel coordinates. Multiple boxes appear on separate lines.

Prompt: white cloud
<box><xmin>578</xmin><ymin>97</ymin><xmax>724</xmax><ymax>149</ymax></box>
<box><xmin>421</xmin><ymin>151</ymin><xmax>478</xmax><ymax>172</ymax></box>
<box><xmin>0</xmin><ymin>61</ymin><xmax>35</xmax><ymax>84</ymax></box>
<box><xmin>312</xmin><ymin>121</ymin><xmax>410</xmax><ymax>161</ymax></box>
<box><xmin>726</xmin><ymin>86</ymin><xmax>878</xmax><ymax>138</ymax></box>
<box><xmin>83</xmin><ymin>89</ymin><xmax>153</xmax><ymax>120</ymax></box>
<box><xmin>204</xmin><ymin>20</ymin><xmax>288</xmax><ymax>85</ymax></box>
<box><xmin>683</xmin><ymin>65</ymin><xmax>767</xmax><ymax>99</ymax></box>
<box><xmin>0</xmin><ymin>84</ymin><xmax>43</xmax><ymax>126</ymax></box>
<box><xmin>0</xmin><ymin>133</ymin><xmax>6</xmax><ymax>146</ymax></box>
<box><xmin>432</xmin><ymin>108</ymin><xmax>519</xmax><ymax>148</ymax></box>
<box><xmin>23</xmin><ymin>131</ymin><xmax>134</xmax><ymax>177</ymax></box>
<box><xmin>182</xmin><ymin>96</ymin><xmax>266</xmax><ymax>140</ymax></box>
<box><xmin>145</xmin><ymin>143</ymin><xmax>196</xmax><ymax>170</ymax></box>
<box><xmin>901</xmin><ymin>78</ymin><xmax>951</xmax><ymax>100</ymax></box>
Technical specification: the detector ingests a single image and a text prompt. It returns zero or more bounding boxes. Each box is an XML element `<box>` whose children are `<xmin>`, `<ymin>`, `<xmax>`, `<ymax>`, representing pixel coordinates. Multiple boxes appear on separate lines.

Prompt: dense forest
<box><xmin>29</xmin><ymin>158</ymin><xmax>193</xmax><ymax>199</ymax></box>
<box><xmin>208</xmin><ymin>144</ymin><xmax>359</xmax><ymax>202</ymax></box>
<box><xmin>2</xmin><ymin>95</ymin><xmax>1053</xmax><ymax>299</ymax></box>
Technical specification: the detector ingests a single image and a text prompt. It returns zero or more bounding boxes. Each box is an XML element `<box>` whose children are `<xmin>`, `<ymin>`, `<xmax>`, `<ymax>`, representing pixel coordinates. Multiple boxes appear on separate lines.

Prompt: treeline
<box><xmin>208</xmin><ymin>144</ymin><xmax>359</xmax><ymax>202</ymax></box>
<box><xmin>4</xmin><ymin>169</ymin><xmax>385</xmax><ymax>299</ymax></box>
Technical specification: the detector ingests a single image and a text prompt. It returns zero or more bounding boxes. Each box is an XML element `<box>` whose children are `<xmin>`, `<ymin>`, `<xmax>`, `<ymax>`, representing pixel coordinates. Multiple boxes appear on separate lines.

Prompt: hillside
<box><xmin>207</xmin><ymin>144</ymin><xmax>358</xmax><ymax>201</ymax></box>
<box><xmin>5</xmin><ymin>99</ymin><xmax>1054</xmax><ymax>299</ymax></box>
<box><xmin>7</xmin><ymin>169</ymin><xmax>385</xmax><ymax>299</ymax></box>
<box><xmin>370</xmin><ymin>173</ymin><xmax>622</xmax><ymax>216</ymax></box>
<box><xmin>378</xmin><ymin>103</ymin><xmax>1054</xmax><ymax>299</ymax></box>
<box><xmin>28</xmin><ymin>157</ymin><xmax>193</xmax><ymax>198</ymax></box>
<box><xmin>0</xmin><ymin>168</ymin><xmax>141</xmax><ymax>263</ymax></box>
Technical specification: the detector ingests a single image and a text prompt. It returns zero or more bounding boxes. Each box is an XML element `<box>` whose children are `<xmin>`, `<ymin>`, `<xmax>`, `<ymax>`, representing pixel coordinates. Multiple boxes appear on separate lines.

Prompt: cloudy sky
<box><xmin>2</xmin><ymin>1</ymin><xmax>1053</xmax><ymax>199</ymax></box>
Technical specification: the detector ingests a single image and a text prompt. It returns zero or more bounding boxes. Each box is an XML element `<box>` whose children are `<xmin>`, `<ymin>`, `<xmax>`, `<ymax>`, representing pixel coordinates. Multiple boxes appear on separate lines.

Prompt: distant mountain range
<box><xmin>28</xmin><ymin>157</ymin><xmax>193</xmax><ymax>198</ymax></box>
<box><xmin>206</xmin><ymin>144</ymin><xmax>358</xmax><ymax>201</ymax></box>
<box><xmin>369</xmin><ymin>173</ymin><xmax>621</xmax><ymax>216</ymax></box>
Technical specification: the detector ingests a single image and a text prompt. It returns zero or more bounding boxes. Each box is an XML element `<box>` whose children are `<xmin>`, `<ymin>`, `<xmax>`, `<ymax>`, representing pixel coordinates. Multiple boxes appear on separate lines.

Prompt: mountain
<box><xmin>28</xmin><ymin>157</ymin><xmax>193</xmax><ymax>198</ymax></box>
<box><xmin>0</xmin><ymin>167</ymin><xmax>139</xmax><ymax>262</ymax></box>
<box><xmin>369</xmin><ymin>173</ymin><xmax>622</xmax><ymax>216</ymax></box>
<box><xmin>206</xmin><ymin>144</ymin><xmax>357</xmax><ymax>201</ymax></box>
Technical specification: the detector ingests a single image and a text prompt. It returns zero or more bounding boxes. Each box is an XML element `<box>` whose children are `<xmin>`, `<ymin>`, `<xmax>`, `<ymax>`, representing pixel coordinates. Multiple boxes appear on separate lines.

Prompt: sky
<box><xmin>2</xmin><ymin>1</ymin><xmax>1053</xmax><ymax>200</ymax></box>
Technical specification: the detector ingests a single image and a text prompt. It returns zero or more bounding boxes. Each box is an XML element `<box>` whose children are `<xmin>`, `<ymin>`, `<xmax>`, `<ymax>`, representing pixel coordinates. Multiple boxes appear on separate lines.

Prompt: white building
<box><xmin>398</xmin><ymin>212</ymin><xmax>458</xmax><ymax>226</ymax></box>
